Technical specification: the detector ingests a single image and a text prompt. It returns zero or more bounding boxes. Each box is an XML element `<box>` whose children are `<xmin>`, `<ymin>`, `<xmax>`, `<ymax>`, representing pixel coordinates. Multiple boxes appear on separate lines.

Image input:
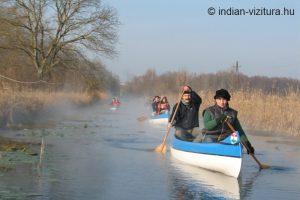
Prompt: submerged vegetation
<box><xmin>0</xmin><ymin>136</ymin><xmax>38</xmax><ymax>155</ymax></box>
<box><xmin>125</xmin><ymin>69</ymin><xmax>300</xmax><ymax>136</ymax></box>
<box><xmin>0</xmin><ymin>136</ymin><xmax>40</xmax><ymax>173</ymax></box>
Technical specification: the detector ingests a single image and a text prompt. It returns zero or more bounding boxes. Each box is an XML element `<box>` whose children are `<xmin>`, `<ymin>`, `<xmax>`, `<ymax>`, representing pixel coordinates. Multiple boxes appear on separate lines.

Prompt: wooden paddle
<box><xmin>225</xmin><ymin>119</ymin><xmax>270</xmax><ymax>169</ymax></box>
<box><xmin>154</xmin><ymin>91</ymin><xmax>184</xmax><ymax>153</ymax></box>
<box><xmin>137</xmin><ymin>115</ymin><xmax>148</xmax><ymax>122</ymax></box>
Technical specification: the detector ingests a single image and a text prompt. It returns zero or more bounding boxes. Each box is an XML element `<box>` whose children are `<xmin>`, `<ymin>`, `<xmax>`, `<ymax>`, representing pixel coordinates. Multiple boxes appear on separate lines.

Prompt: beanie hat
<box><xmin>183</xmin><ymin>90</ymin><xmax>191</xmax><ymax>95</ymax></box>
<box><xmin>214</xmin><ymin>89</ymin><xmax>231</xmax><ymax>101</ymax></box>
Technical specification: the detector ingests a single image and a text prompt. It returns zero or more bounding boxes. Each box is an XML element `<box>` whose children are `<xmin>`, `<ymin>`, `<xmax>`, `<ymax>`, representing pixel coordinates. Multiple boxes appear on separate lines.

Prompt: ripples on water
<box><xmin>0</xmin><ymin>100</ymin><xmax>300</xmax><ymax>199</ymax></box>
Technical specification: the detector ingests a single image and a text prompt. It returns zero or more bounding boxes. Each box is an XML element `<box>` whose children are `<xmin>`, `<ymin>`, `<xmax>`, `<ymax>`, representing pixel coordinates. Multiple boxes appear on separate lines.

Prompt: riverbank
<box><xmin>0</xmin><ymin>90</ymin><xmax>107</xmax><ymax>128</ymax></box>
<box><xmin>164</xmin><ymin>90</ymin><xmax>300</xmax><ymax>136</ymax></box>
<box><xmin>0</xmin><ymin>90</ymin><xmax>107</xmax><ymax>172</ymax></box>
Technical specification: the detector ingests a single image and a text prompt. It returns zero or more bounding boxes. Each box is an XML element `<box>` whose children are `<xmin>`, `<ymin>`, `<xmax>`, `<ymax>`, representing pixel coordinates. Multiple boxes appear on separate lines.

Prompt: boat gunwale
<box><xmin>171</xmin><ymin>146</ymin><xmax>242</xmax><ymax>158</ymax></box>
<box><xmin>150</xmin><ymin>112</ymin><xmax>169</xmax><ymax>119</ymax></box>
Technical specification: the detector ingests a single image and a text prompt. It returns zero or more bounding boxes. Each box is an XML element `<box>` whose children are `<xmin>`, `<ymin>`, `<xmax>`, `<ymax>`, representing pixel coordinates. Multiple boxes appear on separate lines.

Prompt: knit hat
<box><xmin>214</xmin><ymin>89</ymin><xmax>231</xmax><ymax>101</ymax></box>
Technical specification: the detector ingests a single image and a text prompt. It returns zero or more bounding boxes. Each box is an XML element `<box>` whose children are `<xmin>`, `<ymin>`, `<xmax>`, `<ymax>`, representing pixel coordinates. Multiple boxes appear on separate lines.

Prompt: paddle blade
<box><xmin>162</xmin><ymin>144</ymin><xmax>167</xmax><ymax>154</ymax></box>
<box><xmin>154</xmin><ymin>143</ymin><xmax>167</xmax><ymax>154</ymax></box>
<box><xmin>260</xmin><ymin>163</ymin><xmax>270</xmax><ymax>169</ymax></box>
<box><xmin>250</xmin><ymin>153</ymin><xmax>270</xmax><ymax>170</ymax></box>
<box><xmin>137</xmin><ymin>116</ymin><xmax>148</xmax><ymax>122</ymax></box>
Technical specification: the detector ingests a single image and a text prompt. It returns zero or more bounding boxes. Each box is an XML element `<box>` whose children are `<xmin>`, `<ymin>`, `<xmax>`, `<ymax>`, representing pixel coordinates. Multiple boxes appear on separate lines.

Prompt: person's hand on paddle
<box><xmin>216</xmin><ymin>114</ymin><xmax>227</xmax><ymax>123</ymax></box>
<box><xmin>155</xmin><ymin>89</ymin><xmax>184</xmax><ymax>154</ymax></box>
<box><xmin>168</xmin><ymin>119</ymin><xmax>176</xmax><ymax>128</ymax></box>
<box><xmin>182</xmin><ymin>85</ymin><xmax>191</xmax><ymax>92</ymax></box>
<box><xmin>245</xmin><ymin>141</ymin><xmax>255</xmax><ymax>154</ymax></box>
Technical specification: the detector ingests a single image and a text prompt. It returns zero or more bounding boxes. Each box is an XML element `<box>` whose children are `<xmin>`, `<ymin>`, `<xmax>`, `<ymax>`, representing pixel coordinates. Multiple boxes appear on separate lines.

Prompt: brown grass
<box><xmin>164</xmin><ymin>90</ymin><xmax>300</xmax><ymax>136</ymax></box>
<box><xmin>0</xmin><ymin>90</ymin><xmax>106</xmax><ymax>127</ymax></box>
<box><xmin>227</xmin><ymin>90</ymin><xmax>300</xmax><ymax>136</ymax></box>
<box><xmin>0</xmin><ymin>91</ymin><xmax>96</xmax><ymax>106</ymax></box>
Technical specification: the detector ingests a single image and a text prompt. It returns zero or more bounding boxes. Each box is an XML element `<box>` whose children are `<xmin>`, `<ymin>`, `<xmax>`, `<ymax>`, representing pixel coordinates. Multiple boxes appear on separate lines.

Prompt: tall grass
<box><xmin>0</xmin><ymin>91</ymin><xmax>106</xmax><ymax>127</ymax></box>
<box><xmin>228</xmin><ymin>90</ymin><xmax>300</xmax><ymax>136</ymax></box>
<box><xmin>165</xmin><ymin>90</ymin><xmax>300</xmax><ymax>136</ymax></box>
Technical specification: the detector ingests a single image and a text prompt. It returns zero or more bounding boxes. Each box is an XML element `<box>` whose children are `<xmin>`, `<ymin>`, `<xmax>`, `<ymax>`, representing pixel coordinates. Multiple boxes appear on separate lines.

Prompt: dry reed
<box><xmin>0</xmin><ymin>90</ymin><xmax>103</xmax><ymax>127</ymax></box>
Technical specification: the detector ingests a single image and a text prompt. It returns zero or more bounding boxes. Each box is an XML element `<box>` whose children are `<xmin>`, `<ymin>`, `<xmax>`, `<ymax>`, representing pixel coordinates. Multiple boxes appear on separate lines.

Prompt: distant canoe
<box><xmin>149</xmin><ymin>112</ymin><xmax>169</xmax><ymax>124</ymax></box>
<box><xmin>110</xmin><ymin>107</ymin><xmax>118</xmax><ymax>111</ymax></box>
<box><xmin>170</xmin><ymin>132</ymin><xmax>243</xmax><ymax>178</ymax></box>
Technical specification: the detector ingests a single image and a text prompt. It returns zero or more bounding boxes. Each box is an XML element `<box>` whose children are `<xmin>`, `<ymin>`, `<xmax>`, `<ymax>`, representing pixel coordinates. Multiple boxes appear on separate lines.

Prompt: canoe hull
<box><xmin>149</xmin><ymin>118</ymin><xmax>168</xmax><ymax>124</ymax></box>
<box><xmin>170</xmin><ymin>147</ymin><xmax>242</xmax><ymax>178</ymax></box>
<box><xmin>110</xmin><ymin>107</ymin><xmax>118</xmax><ymax>111</ymax></box>
<box><xmin>149</xmin><ymin>113</ymin><xmax>169</xmax><ymax>124</ymax></box>
<box><xmin>170</xmin><ymin>134</ymin><xmax>243</xmax><ymax>178</ymax></box>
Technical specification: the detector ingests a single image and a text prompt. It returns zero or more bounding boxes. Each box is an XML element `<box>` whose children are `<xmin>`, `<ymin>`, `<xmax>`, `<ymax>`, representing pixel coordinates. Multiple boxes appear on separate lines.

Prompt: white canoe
<box><xmin>110</xmin><ymin>107</ymin><xmax>118</xmax><ymax>111</ymax></box>
<box><xmin>149</xmin><ymin>112</ymin><xmax>169</xmax><ymax>125</ymax></box>
<box><xmin>170</xmin><ymin>132</ymin><xmax>243</xmax><ymax>178</ymax></box>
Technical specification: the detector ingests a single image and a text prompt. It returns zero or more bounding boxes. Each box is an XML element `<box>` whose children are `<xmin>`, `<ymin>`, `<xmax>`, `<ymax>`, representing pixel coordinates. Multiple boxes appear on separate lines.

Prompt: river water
<box><xmin>0</xmin><ymin>100</ymin><xmax>300</xmax><ymax>200</ymax></box>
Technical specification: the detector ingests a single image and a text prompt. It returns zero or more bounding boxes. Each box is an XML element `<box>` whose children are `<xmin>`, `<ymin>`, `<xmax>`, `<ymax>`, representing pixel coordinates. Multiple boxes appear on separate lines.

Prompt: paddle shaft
<box><xmin>160</xmin><ymin>91</ymin><xmax>184</xmax><ymax>149</ymax></box>
<box><xmin>225</xmin><ymin>120</ymin><xmax>266</xmax><ymax>169</ymax></box>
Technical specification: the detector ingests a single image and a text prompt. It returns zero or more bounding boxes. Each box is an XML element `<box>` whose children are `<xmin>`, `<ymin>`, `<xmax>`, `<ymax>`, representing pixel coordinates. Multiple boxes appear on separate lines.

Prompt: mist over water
<box><xmin>0</xmin><ymin>99</ymin><xmax>300</xmax><ymax>200</ymax></box>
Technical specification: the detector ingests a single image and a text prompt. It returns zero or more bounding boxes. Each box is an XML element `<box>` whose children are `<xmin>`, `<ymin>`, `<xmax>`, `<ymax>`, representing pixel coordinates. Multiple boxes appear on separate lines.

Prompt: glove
<box><xmin>169</xmin><ymin>120</ymin><xmax>176</xmax><ymax>127</ymax></box>
<box><xmin>245</xmin><ymin>141</ymin><xmax>255</xmax><ymax>154</ymax></box>
<box><xmin>216</xmin><ymin>114</ymin><xmax>227</xmax><ymax>123</ymax></box>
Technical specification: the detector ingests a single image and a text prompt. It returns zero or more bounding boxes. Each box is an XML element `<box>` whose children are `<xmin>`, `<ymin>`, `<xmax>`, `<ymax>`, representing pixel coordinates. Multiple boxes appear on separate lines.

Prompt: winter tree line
<box><xmin>124</xmin><ymin>69</ymin><xmax>300</xmax><ymax>96</ymax></box>
<box><xmin>0</xmin><ymin>0</ymin><xmax>120</xmax><ymax>95</ymax></box>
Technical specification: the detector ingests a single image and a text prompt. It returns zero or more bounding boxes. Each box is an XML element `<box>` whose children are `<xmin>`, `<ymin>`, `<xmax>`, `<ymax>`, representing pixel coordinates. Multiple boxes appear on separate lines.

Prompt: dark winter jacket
<box><xmin>202</xmin><ymin>104</ymin><xmax>250</xmax><ymax>144</ymax></box>
<box><xmin>169</xmin><ymin>91</ymin><xmax>202</xmax><ymax>130</ymax></box>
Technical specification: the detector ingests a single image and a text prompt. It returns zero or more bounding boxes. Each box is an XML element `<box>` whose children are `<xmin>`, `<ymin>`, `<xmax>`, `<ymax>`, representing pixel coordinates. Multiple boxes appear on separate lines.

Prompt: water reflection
<box><xmin>239</xmin><ymin>171</ymin><xmax>260</xmax><ymax>200</ymax></box>
<box><xmin>169</xmin><ymin>158</ymin><xmax>240</xmax><ymax>200</ymax></box>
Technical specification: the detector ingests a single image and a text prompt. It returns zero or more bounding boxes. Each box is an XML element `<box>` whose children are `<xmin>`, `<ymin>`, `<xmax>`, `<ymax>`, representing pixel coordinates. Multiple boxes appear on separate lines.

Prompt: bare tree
<box><xmin>0</xmin><ymin>0</ymin><xmax>119</xmax><ymax>79</ymax></box>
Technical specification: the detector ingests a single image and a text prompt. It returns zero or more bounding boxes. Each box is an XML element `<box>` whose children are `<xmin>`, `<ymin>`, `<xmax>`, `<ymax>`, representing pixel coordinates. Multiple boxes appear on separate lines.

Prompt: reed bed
<box><xmin>228</xmin><ymin>90</ymin><xmax>300</xmax><ymax>136</ymax></box>
<box><xmin>0</xmin><ymin>91</ymin><xmax>106</xmax><ymax>127</ymax></box>
<box><xmin>164</xmin><ymin>90</ymin><xmax>300</xmax><ymax>136</ymax></box>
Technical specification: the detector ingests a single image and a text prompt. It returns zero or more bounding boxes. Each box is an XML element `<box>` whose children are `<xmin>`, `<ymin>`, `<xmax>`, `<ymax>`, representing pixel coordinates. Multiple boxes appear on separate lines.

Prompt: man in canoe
<box><xmin>202</xmin><ymin>89</ymin><xmax>255</xmax><ymax>154</ymax></box>
<box><xmin>169</xmin><ymin>86</ymin><xmax>202</xmax><ymax>142</ymax></box>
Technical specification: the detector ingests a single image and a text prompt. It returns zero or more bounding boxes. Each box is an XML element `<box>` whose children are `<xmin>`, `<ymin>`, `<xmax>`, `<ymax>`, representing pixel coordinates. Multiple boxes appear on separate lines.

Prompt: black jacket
<box><xmin>169</xmin><ymin>90</ymin><xmax>202</xmax><ymax>130</ymax></box>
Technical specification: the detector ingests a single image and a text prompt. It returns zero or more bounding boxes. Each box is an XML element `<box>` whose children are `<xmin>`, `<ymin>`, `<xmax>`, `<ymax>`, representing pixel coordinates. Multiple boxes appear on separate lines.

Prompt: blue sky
<box><xmin>102</xmin><ymin>0</ymin><xmax>300</xmax><ymax>81</ymax></box>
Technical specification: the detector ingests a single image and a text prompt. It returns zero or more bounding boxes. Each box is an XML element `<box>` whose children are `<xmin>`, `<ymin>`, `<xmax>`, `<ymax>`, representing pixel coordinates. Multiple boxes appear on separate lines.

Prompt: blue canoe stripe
<box><xmin>151</xmin><ymin>113</ymin><xmax>169</xmax><ymax>119</ymax></box>
<box><xmin>172</xmin><ymin>136</ymin><xmax>242</xmax><ymax>158</ymax></box>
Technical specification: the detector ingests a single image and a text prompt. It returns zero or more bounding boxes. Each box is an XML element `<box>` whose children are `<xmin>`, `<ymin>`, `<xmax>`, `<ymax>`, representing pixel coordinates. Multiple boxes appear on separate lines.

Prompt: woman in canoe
<box><xmin>202</xmin><ymin>89</ymin><xmax>255</xmax><ymax>154</ymax></box>
<box><xmin>151</xmin><ymin>96</ymin><xmax>161</xmax><ymax>114</ymax></box>
<box><xmin>111</xmin><ymin>97</ymin><xmax>121</xmax><ymax>107</ymax></box>
<box><xmin>157</xmin><ymin>96</ymin><xmax>170</xmax><ymax>114</ymax></box>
